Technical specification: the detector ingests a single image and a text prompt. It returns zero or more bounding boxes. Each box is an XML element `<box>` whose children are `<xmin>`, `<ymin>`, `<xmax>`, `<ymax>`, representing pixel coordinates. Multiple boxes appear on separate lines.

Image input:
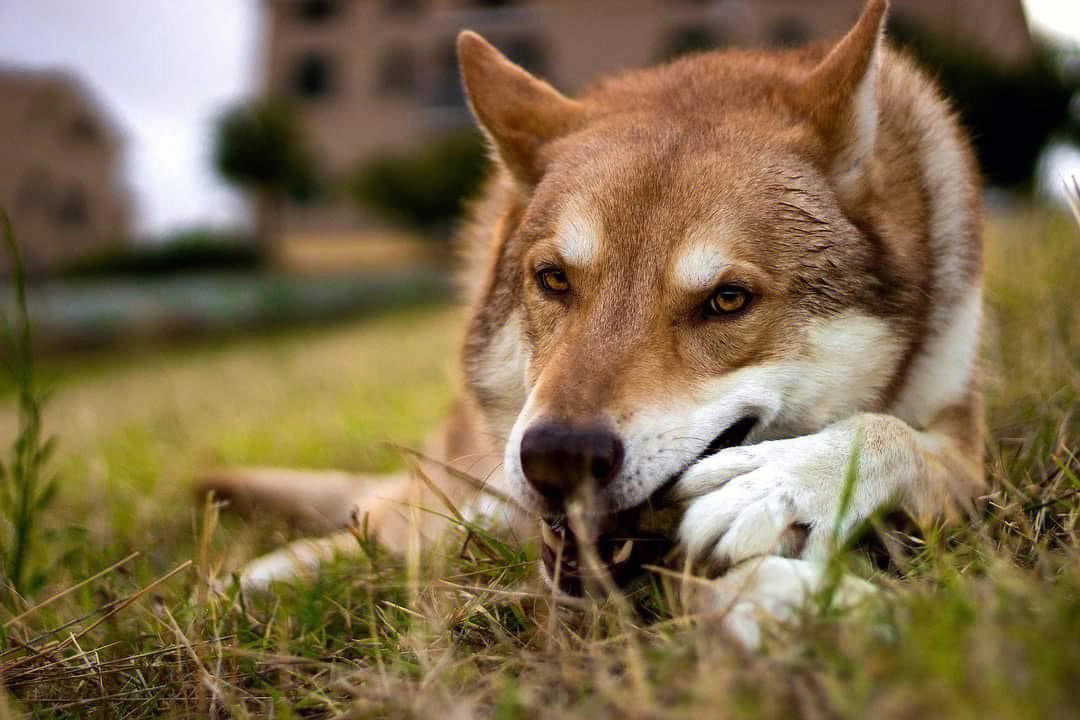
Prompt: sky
<box><xmin>0</xmin><ymin>0</ymin><xmax>260</xmax><ymax>239</ymax></box>
<box><xmin>1025</xmin><ymin>0</ymin><xmax>1080</xmax><ymax>43</ymax></box>
<box><xmin>0</xmin><ymin>1</ymin><xmax>1077</xmax><ymax>240</ymax></box>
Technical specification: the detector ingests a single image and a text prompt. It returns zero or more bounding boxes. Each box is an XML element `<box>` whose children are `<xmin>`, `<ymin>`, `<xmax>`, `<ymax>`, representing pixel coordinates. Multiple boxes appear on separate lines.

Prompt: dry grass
<box><xmin>0</xmin><ymin>205</ymin><xmax>1078</xmax><ymax>718</ymax></box>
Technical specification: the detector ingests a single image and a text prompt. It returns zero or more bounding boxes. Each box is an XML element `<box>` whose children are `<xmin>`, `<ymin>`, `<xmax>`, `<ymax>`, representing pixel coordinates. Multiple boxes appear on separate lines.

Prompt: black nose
<box><xmin>519</xmin><ymin>422</ymin><xmax>624</xmax><ymax>503</ymax></box>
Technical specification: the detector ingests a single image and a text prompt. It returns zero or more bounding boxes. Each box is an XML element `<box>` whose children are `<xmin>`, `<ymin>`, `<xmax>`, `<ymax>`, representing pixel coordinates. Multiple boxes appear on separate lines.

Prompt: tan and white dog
<box><xmin>201</xmin><ymin>0</ymin><xmax>983</xmax><ymax>642</ymax></box>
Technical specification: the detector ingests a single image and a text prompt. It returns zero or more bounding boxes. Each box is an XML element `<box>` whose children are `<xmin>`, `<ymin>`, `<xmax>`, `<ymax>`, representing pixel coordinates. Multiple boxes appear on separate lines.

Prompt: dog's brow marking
<box><xmin>557</xmin><ymin>210</ymin><xmax>600</xmax><ymax>267</ymax></box>
<box><xmin>674</xmin><ymin>241</ymin><xmax>730</xmax><ymax>293</ymax></box>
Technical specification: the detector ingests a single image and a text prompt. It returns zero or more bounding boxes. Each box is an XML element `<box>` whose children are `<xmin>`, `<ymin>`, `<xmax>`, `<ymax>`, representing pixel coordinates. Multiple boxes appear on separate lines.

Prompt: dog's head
<box><xmin>457</xmin><ymin>1</ymin><xmax>914</xmax><ymax>587</ymax></box>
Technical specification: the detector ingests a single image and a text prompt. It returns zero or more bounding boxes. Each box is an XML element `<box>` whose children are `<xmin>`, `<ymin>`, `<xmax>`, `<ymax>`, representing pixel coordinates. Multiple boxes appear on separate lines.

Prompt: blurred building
<box><xmin>261</xmin><ymin>0</ymin><xmax>1035</xmax><ymax>245</ymax></box>
<box><xmin>0</xmin><ymin>67</ymin><xmax>132</xmax><ymax>275</ymax></box>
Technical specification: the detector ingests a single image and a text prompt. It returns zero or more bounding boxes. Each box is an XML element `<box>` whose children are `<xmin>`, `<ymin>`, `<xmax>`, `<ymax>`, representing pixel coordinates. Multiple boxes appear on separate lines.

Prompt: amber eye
<box><xmin>706</xmin><ymin>285</ymin><xmax>752</xmax><ymax>316</ymax></box>
<box><xmin>536</xmin><ymin>267</ymin><xmax>570</xmax><ymax>294</ymax></box>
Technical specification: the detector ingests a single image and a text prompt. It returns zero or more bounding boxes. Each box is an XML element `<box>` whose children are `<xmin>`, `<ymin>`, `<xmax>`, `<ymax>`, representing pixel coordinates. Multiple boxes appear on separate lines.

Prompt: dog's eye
<box><xmin>536</xmin><ymin>267</ymin><xmax>570</xmax><ymax>294</ymax></box>
<box><xmin>706</xmin><ymin>285</ymin><xmax>752</xmax><ymax>316</ymax></box>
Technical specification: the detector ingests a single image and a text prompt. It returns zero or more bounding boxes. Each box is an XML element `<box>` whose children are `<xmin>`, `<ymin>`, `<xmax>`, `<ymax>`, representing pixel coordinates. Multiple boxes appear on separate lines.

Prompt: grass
<box><xmin>0</xmin><ymin>205</ymin><xmax>1078</xmax><ymax>717</ymax></box>
<box><xmin>0</xmin><ymin>210</ymin><xmax>60</xmax><ymax>599</ymax></box>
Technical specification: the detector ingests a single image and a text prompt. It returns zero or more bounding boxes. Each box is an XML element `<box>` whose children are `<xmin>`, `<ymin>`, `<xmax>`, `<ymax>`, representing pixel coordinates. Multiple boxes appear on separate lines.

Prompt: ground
<box><xmin>0</xmin><ymin>206</ymin><xmax>1078</xmax><ymax>718</ymax></box>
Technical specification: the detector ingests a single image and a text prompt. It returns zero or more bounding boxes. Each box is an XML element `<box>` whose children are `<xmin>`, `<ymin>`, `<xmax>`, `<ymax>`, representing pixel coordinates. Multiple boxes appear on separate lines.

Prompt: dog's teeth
<box><xmin>612</xmin><ymin>539</ymin><xmax>634</xmax><ymax>565</ymax></box>
<box><xmin>540</xmin><ymin>520</ymin><xmax>564</xmax><ymax>549</ymax></box>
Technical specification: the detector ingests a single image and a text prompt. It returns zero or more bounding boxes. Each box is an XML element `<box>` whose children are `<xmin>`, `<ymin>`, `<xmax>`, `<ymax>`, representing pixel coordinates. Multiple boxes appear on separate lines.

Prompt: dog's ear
<box><xmin>795</xmin><ymin>0</ymin><xmax>888</xmax><ymax>204</ymax></box>
<box><xmin>457</xmin><ymin>31</ymin><xmax>584</xmax><ymax>188</ymax></box>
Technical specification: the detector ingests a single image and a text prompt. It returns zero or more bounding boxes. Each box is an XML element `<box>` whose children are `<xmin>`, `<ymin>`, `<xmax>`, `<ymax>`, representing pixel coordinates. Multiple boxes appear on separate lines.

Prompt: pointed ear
<box><xmin>795</xmin><ymin>0</ymin><xmax>888</xmax><ymax>202</ymax></box>
<box><xmin>457</xmin><ymin>31</ymin><xmax>584</xmax><ymax>187</ymax></box>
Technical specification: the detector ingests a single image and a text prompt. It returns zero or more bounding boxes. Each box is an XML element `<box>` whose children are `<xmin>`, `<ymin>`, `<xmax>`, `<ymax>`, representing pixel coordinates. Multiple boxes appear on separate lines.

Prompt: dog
<box><xmin>200</xmin><ymin>0</ymin><xmax>983</xmax><ymax>644</ymax></box>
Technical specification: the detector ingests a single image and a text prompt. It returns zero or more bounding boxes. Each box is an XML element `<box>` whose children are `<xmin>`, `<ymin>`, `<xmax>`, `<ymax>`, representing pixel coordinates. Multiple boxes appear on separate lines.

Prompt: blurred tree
<box><xmin>213</xmin><ymin>98</ymin><xmax>315</xmax><ymax>258</ymax></box>
<box><xmin>889</xmin><ymin>19</ymin><xmax>1080</xmax><ymax>188</ymax></box>
<box><xmin>350</xmin><ymin>130</ymin><xmax>487</xmax><ymax>238</ymax></box>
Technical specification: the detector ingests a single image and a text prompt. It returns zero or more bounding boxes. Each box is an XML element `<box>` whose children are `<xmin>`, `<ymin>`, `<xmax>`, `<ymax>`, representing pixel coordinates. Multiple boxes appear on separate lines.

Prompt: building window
<box><xmin>431</xmin><ymin>42</ymin><xmax>465</xmax><ymax>108</ymax></box>
<box><xmin>16</xmin><ymin>169</ymin><xmax>54</xmax><ymax>211</ymax></box>
<box><xmin>382</xmin><ymin>0</ymin><xmax>424</xmax><ymax>15</ymax></box>
<box><xmin>770</xmin><ymin>16</ymin><xmax>810</xmax><ymax>48</ymax></box>
<box><xmin>297</xmin><ymin>0</ymin><xmax>337</xmax><ymax>22</ymax></box>
<box><xmin>376</xmin><ymin>46</ymin><xmax>417</xmax><ymax>95</ymax></box>
<box><xmin>57</xmin><ymin>184</ymin><xmax>89</xmax><ymax>226</ymax></box>
<box><xmin>504</xmin><ymin>36</ymin><xmax>546</xmax><ymax>75</ymax></box>
<box><xmin>659</xmin><ymin>24</ymin><xmax>725</xmax><ymax>61</ymax></box>
<box><xmin>69</xmin><ymin>114</ymin><xmax>100</xmax><ymax>144</ymax></box>
<box><xmin>288</xmin><ymin>174</ymin><xmax>324</xmax><ymax>205</ymax></box>
<box><xmin>429</xmin><ymin>35</ymin><xmax>544</xmax><ymax>106</ymax></box>
<box><xmin>294</xmin><ymin>53</ymin><xmax>334</xmax><ymax>98</ymax></box>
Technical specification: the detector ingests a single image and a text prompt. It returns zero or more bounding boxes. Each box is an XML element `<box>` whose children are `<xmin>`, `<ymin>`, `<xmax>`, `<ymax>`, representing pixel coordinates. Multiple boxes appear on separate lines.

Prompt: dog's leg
<box><xmin>236</xmin><ymin>530</ymin><xmax>363</xmax><ymax>589</ymax></box>
<box><xmin>196</xmin><ymin>469</ymin><xmax>419</xmax><ymax>589</ymax></box>
<box><xmin>202</xmin><ymin>463</ymin><xmax>491</xmax><ymax>589</ymax></box>
<box><xmin>686</xmin><ymin>556</ymin><xmax>875</xmax><ymax>649</ymax></box>
<box><xmin>196</xmin><ymin>467</ymin><xmax>381</xmax><ymax>532</ymax></box>
<box><xmin>210</xmin><ymin>468</ymin><xmax>473</xmax><ymax>590</ymax></box>
<box><xmin>198</xmin><ymin>400</ymin><xmax>516</xmax><ymax>590</ymax></box>
<box><xmin>671</xmin><ymin>407</ymin><xmax>979</xmax><ymax>648</ymax></box>
<box><xmin>672</xmin><ymin>407</ymin><xmax>982</xmax><ymax>572</ymax></box>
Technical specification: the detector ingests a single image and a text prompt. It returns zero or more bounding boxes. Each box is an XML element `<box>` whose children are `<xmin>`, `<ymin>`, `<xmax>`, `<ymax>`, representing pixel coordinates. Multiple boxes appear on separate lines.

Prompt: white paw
<box><xmin>688</xmin><ymin>557</ymin><xmax>876</xmax><ymax>649</ymax></box>
<box><xmin>673</xmin><ymin>428</ymin><xmax>891</xmax><ymax>570</ymax></box>
<box><xmin>236</xmin><ymin>531</ymin><xmax>363</xmax><ymax>592</ymax></box>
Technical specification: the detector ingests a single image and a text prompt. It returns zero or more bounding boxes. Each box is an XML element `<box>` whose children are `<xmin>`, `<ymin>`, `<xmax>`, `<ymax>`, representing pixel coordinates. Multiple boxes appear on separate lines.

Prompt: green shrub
<box><xmin>0</xmin><ymin>211</ymin><xmax>59</xmax><ymax>598</ymax></box>
<box><xmin>59</xmin><ymin>228</ymin><xmax>259</xmax><ymax>278</ymax></box>
<box><xmin>214</xmin><ymin>97</ymin><xmax>318</xmax><ymax>254</ymax></box>
<box><xmin>214</xmin><ymin>98</ymin><xmax>316</xmax><ymax>201</ymax></box>
<box><xmin>350</xmin><ymin>130</ymin><xmax>488</xmax><ymax>235</ymax></box>
<box><xmin>888</xmin><ymin>18</ymin><xmax>1079</xmax><ymax>188</ymax></box>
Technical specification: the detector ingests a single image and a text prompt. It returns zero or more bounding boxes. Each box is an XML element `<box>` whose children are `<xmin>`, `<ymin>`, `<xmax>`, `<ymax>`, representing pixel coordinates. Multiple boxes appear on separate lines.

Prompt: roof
<box><xmin>0</xmin><ymin>64</ymin><xmax>128</xmax><ymax>148</ymax></box>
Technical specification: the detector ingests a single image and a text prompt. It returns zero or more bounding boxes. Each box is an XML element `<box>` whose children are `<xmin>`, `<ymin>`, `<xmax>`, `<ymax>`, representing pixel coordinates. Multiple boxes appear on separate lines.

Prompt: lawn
<box><xmin>0</xmin><ymin>206</ymin><xmax>1078</xmax><ymax>718</ymax></box>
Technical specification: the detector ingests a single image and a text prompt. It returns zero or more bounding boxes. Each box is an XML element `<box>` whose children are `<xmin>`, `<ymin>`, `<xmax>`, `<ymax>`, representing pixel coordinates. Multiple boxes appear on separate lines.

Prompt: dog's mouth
<box><xmin>539</xmin><ymin>415</ymin><xmax>758</xmax><ymax>595</ymax></box>
<box><xmin>538</xmin><ymin>507</ymin><xmax>678</xmax><ymax>596</ymax></box>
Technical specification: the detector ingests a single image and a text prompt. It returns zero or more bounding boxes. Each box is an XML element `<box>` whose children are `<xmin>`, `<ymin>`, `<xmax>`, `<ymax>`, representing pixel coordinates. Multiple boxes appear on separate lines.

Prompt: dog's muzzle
<box><xmin>519</xmin><ymin>422</ymin><xmax>624</xmax><ymax>504</ymax></box>
<box><xmin>538</xmin><ymin>415</ymin><xmax>758</xmax><ymax>595</ymax></box>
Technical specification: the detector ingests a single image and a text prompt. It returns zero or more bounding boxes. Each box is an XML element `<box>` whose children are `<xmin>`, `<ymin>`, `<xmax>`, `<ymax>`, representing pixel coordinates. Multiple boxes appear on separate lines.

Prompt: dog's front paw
<box><xmin>686</xmin><ymin>557</ymin><xmax>876</xmax><ymax>649</ymax></box>
<box><xmin>673</xmin><ymin>428</ymin><xmax>885</xmax><ymax>572</ymax></box>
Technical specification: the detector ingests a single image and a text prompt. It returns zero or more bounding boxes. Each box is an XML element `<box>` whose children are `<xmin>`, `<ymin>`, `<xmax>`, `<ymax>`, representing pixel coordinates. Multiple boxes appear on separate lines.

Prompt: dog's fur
<box><xmin>200</xmin><ymin>0</ymin><xmax>983</xmax><ymax>639</ymax></box>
